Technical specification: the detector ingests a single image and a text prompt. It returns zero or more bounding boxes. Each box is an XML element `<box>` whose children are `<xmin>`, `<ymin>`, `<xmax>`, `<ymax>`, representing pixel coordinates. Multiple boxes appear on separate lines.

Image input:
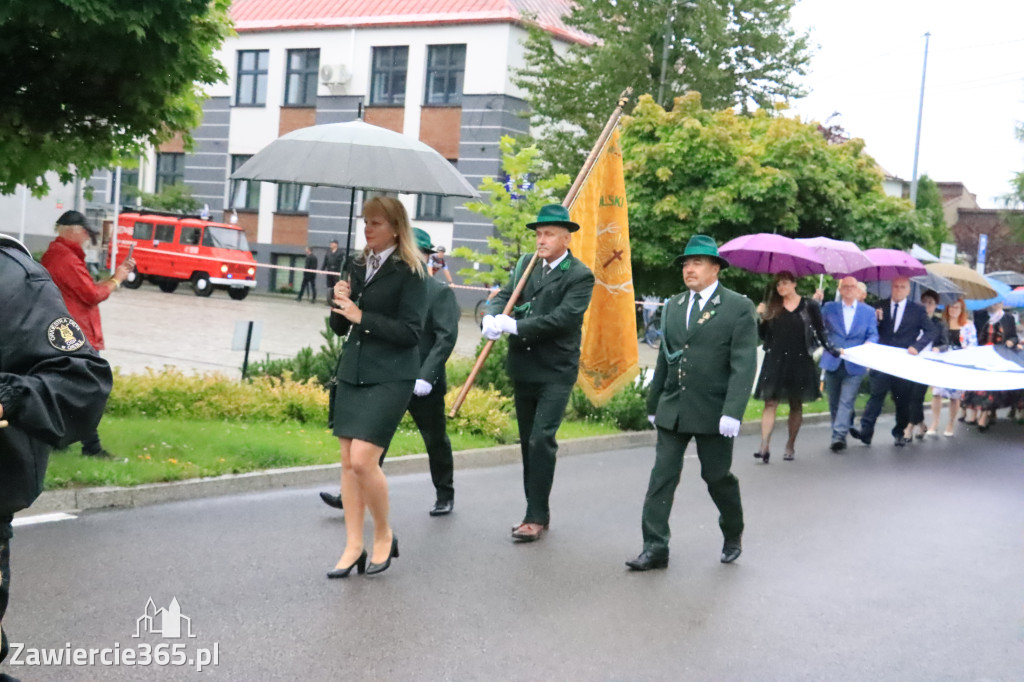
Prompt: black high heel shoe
<box><xmin>754</xmin><ymin>451</ymin><xmax>770</xmax><ymax>463</ymax></box>
<box><xmin>327</xmin><ymin>550</ymin><xmax>366</xmax><ymax>579</ymax></box>
<box><xmin>366</xmin><ymin>534</ymin><xmax>399</xmax><ymax>576</ymax></box>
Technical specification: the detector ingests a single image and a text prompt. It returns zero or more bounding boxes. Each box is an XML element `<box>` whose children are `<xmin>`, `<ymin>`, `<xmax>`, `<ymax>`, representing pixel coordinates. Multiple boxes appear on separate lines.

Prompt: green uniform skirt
<box><xmin>332</xmin><ymin>379</ymin><xmax>414</xmax><ymax>448</ymax></box>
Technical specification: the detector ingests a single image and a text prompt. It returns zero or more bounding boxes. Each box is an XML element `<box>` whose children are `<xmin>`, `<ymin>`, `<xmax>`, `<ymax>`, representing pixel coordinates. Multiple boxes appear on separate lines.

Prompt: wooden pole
<box><xmin>448</xmin><ymin>89</ymin><xmax>632</xmax><ymax>417</ymax></box>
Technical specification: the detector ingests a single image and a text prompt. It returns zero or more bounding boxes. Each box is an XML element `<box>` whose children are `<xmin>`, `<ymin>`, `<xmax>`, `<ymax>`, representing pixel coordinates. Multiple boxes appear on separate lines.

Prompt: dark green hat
<box><xmin>412</xmin><ymin>227</ymin><xmax>435</xmax><ymax>254</ymax></box>
<box><xmin>526</xmin><ymin>204</ymin><xmax>580</xmax><ymax>233</ymax></box>
<box><xmin>673</xmin><ymin>234</ymin><xmax>729</xmax><ymax>269</ymax></box>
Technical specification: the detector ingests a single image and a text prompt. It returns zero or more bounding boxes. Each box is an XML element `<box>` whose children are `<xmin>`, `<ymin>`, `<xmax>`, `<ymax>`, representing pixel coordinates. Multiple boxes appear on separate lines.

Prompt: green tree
<box><xmin>1003</xmin><ymin>123</ymin><xmax>1024</xmax><ymax>240</ymax></box>
<box><xmin>452</xmin><ymin>136</ymin><xmax>570</xmax><ymax>286</ymax></box>
<box><xmin>0</xmin><ymin>0</ymin><xmax>232</xmax><ymax>196</ymax></box>
<box><xmin>622</xmin><ymin>93</ymin><xmax>928</xmax><ymax>298</ymax></box>
<box><xmin>515</xmin><ymin>0</ymin><xmax>811</xmax><ymax>176</ymax></box>
<box><xmin>913</xmin><ymin>174</ymin><xmax>953</xmax><ymax>254</ymax></box>
<box><xmin>136</xmin><ymin>183</ymin><xmax>201</xmax><ymax>213</ymax></box>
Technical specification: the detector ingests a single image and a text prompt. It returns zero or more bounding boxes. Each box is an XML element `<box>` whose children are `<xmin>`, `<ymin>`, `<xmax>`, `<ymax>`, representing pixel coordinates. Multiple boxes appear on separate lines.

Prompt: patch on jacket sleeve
<box><xmin>47</xmin><ymin>317</ymin><xmax>87</xmax><ymax>352</ymax></box>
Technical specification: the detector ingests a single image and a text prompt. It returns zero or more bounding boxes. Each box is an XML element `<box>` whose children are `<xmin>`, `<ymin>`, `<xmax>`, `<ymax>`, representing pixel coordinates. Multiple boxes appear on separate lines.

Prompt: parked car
<box><xmin>109</xmin><ymin>211</ymin><xmax>257</xmax><ymax>299</ymax></box>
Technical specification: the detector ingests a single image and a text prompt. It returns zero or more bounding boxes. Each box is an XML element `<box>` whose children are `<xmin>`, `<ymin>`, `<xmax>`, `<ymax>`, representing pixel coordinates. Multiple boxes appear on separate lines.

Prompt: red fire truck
<box><xmin>110</xmin><ymin>211</ymin><xmax>258</xmax><ymax>300</ymax></box>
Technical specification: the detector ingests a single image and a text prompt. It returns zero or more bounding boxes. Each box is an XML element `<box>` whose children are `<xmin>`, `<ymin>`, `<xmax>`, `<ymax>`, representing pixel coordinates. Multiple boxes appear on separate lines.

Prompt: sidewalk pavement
<box><xmin>18</xmin><ymin>413</ymin><xmax>835</xmax><ymax>518</ymax></box>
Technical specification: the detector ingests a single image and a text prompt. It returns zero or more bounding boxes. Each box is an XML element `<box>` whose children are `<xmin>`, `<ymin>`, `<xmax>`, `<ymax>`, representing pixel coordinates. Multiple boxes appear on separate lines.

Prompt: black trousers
<box><xmin>513</xmin><ymin>381</ymin><xmax>573</xmax><ymax>525</ymax></box>
<box><xmin>407</xmin><ymin>388</ymin><xmax>454</xmax><ymax>502</ymax></box>
<box><xmin>1</xmin><ymin>536</ymin><xmax>11</xmax><ymax>667</ymax></box>
<box><xmin>907</xmin><ymin>381</ymin><xmax>929</xmax><ymax>426</ymax></box>
<box><xmin>297</xmin><ymin>276</ymin><xmax>316</xmax><ymax>301</ymax></box>
<box><xmin>860</xmin><ymin>370</ymin><xmax>913</xmax><ymax>440</ymax></box>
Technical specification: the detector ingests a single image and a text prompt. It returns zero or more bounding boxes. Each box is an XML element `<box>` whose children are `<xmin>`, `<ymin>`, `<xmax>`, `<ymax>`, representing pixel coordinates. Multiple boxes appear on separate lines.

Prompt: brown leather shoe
<box><xmin>511</xmin><ymin>522</ymin><xmax>548</xmax><ymax>542</ymax></box>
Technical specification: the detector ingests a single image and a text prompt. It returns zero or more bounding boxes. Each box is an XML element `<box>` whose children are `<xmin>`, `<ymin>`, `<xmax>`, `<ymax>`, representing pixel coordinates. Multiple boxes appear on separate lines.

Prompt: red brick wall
<box><xmin>279</xmin><ymin>107</ymin><xmax>316</xmax><ymax>137</ymax></box>
<box><xmin>273</xmin><ymin>214</ymin><xmax>309</xmax><ymax>246</ymax></box>
<box><xmin>158</xmin><ymin>133</ymin><xmax>185</xmax><ymax>154</ymax></box>
<box><xmin>236</xmin><ymin>212</ymin><xmax>259</xmax><ymax>245</ymax></box>
<box><xmin>419</xmin><ymin>107</ymin><xmax>461</xmax><ymax>159</ymax></box>
<box><xmin>365</xmin><ymin>107</ymin><xmax>404</xmax><ymax>133</ymax></box>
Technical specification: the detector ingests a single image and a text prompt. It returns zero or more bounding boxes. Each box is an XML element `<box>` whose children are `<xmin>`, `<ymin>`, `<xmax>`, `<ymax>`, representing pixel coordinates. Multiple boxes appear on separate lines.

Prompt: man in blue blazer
<box><xmin>821</xmin><ymin>277</ymin><xmax>879</xmax><ymax>452</ymax></box>
<box><xmin>852</xmin><ymin>277</ymin><xmax>936</xmax><ymax>447</ymax></box>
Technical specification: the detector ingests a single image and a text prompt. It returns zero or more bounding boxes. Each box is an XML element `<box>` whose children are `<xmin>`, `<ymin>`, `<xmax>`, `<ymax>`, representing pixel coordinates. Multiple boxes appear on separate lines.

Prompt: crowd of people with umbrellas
<box><xmin>715</xmin><ymin>233</ymin><xmax>1023</xmax><ymax>461</ymax></box>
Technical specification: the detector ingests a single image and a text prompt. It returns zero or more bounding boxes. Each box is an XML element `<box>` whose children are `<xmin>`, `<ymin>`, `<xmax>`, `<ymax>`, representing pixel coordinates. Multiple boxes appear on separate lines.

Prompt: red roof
<box><xmin>230</xmin><ymin>0</ymin><xmax>592</xmax><ymax>44</ymax></box>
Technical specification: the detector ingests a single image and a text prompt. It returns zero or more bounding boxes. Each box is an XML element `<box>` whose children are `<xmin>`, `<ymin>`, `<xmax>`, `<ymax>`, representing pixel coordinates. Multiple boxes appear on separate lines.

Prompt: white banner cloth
<box><xmin>840</xmin><ymin>343</ymin><xmax>1024</xmax><ymax>391</ymax></box>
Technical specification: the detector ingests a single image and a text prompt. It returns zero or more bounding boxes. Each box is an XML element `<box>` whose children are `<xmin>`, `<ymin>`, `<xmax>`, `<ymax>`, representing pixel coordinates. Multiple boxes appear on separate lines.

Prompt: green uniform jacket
<box><xmin>418</xmin><ymin>275</ymin><xmax>460</xmax><ymax>390</ymax></box>
<box><xmin>330</xmin><ymin>253</ymin><xmax>426</xmax><ymax>385</ymax></box>
<box><xmin>487</xmin><ymin>252</ymin><xmax>594</xmax><ymax>384</ymax></box>
<box><xmin>647</xmin><ymin>284</ymin><xmax>758</xmax><ymax>433</ymax></box>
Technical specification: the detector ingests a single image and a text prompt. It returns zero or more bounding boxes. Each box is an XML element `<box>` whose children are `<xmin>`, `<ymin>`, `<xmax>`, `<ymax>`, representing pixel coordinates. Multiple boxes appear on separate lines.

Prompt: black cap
<box><xmin>56</xmin><ymin>210</ymin><xmax>98</xmax><ymax>236</ymax></box>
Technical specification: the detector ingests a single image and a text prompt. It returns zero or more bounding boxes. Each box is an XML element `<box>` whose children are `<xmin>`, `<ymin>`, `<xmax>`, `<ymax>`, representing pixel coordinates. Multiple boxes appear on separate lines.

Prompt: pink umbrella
<box><xmin>794</xmin><ymin>237</ymin><xmax>873</xmax><ymax>276</ymax></box>
<box><xmin>841</xmin><ymin>248</ymin><xmax>927</xmax><ymax>281</ymax></box>
<box><xmin>718</xmin><ymin>233</ymin><xmax>825</xmax><ymax>276</ymax></box>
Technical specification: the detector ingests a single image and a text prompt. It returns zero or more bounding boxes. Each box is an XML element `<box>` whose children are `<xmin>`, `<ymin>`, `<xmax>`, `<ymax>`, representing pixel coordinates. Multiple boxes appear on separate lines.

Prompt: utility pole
<box><xmin>909</xmin><ymin>31</ymin><xmax>931</xmax><ymax>205</ymax></box>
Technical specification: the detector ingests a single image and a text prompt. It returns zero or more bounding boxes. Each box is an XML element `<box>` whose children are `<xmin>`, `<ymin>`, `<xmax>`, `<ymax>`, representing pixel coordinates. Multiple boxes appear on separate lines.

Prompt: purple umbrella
<box><xmin>794</xmin><ymin>237</ymin><xmax>873</xmax><ymax>276</ymax></box>
<box><xmin>719</xmin><ymin>233</ymin><xmax>825</xmax><ymax>276</ymax></box>
<box><xmin>842</xmin><ymin>248</ymin><xmax>927</xmax><ymax>281</ymax></box>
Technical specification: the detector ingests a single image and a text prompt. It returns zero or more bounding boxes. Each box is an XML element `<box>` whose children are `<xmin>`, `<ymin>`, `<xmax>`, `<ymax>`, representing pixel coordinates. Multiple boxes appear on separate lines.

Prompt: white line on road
<box><xmin>12</xmin><ymin>512</ymin><xmax>78</xmax><ymax>528</ymax></box>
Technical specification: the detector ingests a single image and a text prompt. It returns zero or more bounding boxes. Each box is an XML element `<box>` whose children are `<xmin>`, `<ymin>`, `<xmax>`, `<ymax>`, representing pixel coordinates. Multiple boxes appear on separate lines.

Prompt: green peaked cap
<box><xmin>526</xmin><ymin>204</ymin><xmax>580</xmax><ymax>233</ymax></box>
<box><xmin>673</xmin><ymin>234</ymin><xmax>729</xmax><ymax>269</ymax></box>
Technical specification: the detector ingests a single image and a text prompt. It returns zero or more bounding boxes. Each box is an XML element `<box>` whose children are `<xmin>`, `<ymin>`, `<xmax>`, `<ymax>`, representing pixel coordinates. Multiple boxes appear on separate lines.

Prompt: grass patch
<box><xmin>742</xmin><ymin>392</ymin><xmax>889</xmax><ymax>422</ymax></box>
<box><xmin>44</xmin><ymin>416</ymin><xmax>625</xmax><ymax>489</ymax></box>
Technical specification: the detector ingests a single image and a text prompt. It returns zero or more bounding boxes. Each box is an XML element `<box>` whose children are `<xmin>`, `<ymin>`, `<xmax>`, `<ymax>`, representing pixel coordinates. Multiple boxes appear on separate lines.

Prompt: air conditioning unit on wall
<box><xmin>319</xmin><ymin>64</ymin><xmax>351</xmax><ymax>85</ymax></box>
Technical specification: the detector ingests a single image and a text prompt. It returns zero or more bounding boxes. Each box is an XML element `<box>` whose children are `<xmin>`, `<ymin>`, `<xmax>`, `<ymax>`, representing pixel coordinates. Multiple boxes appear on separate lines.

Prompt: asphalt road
<box><xmin>4</xmin><ymin>419</ymin><xmax>1022</xmax><ymax>681</ymax></box>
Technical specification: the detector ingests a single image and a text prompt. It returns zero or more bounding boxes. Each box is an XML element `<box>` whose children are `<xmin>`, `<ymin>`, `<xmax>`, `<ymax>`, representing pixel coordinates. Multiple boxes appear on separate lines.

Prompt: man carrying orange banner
<box><xmin>570</xmin><ymin>128</ymin><xmax>639</xmax><ymax>406</ymax></box>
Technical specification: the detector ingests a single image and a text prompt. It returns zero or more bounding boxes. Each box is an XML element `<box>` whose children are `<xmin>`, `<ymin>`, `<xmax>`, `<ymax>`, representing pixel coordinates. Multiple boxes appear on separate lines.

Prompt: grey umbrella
<box><xmin>230</xmin><ymin>120</ymin><xmax>478</xmax><ymax>254</ymax></box>
<box><xmin>867</xmin><ymin>270</ymin><xmax>965</xmax><ymax>304</ymax></box>
<box><xmin>987</xmin><ymin>270</ymin><xmax>1024</xmax><ymax>287</ymax></box>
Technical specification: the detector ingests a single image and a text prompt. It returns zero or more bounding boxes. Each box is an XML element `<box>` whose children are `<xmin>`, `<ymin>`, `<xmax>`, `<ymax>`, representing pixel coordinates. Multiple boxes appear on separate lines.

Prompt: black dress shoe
<box><xmin>721</xmin><ymin>538</ymin><xmax>742</xmax><ymax>564</ymax></box>
<box><xmin>849</xmin><ymin>427</ymin><xmax>871</xmax><ymax>445</ymax></box>
<box><xmin>366</xmin><ymin>534</ymin><xmax>399</xmax><ymax>575</ymax></box>
<box><xmin>82</xmin><ymin>449</ymin><xmax>115</xmax><ymax>459</ymax></box>
<box><xmin>319</xmin><ymin>492</ymin><xmax>343</xmax><ymax>510</ymax></box>
<box><xmin>625</xmin><ymin>551</ymin><xmax>669</xmax><ymax>571</ymax></box>
<box><xmin>327</xmin><ymin>550</ymin><xmax>366</xmax><ymax>579</ymax></box>
<box><xmin>429</xmin><ymin>499</ymin><xmax>454</xmax><ymax>516</ymax></box>
<box><xmin>894</xmin><ymin>436</ymin><xmax>909</xmax><ymax>447</ymax></box>
<box><xmin>830</xmin><ymin>440</ymin><xmax>846</xmax><ymax>453</ymax></box>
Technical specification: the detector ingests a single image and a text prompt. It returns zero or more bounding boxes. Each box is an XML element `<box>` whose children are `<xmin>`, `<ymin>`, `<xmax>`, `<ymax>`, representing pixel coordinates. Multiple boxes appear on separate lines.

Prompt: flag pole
<box><xmin>449</xmin><ymin>88</ymin><xmax>633</xmax><ymax>417</ymax></box>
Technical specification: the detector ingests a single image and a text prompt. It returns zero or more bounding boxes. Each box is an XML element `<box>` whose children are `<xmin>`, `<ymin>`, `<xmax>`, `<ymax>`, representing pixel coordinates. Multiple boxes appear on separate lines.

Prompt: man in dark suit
<box><xmin>483</xmin><ymin>204</ymin><xmax>594</xmax><ymax>542</ymax></box>
<box><xmin>296</xmin><ymin>246</ymin><xmax>318</xmax><ymax>303</ymax></box>
<box><xmin>322</xmin><ymin>240</ymin><xmax>344</xmax><ymax>305</ymax></box>
<box><xmin>821</xmin><ymin>276</ymin><xmax>879</xmax><ymax>452</ymax></box>
<box><xmin>626</xmin><ymin>235</ymin><xmax>758</xmax><ymax>570</ymax></box>
<box><xmin>852</xmin><ymin>276</ymin><xmax>936</xmax><ymax>447</ymax></box>
<box><xmin>320</xmin><ymin>229</ymin><xmax>459</xmax><ymax>515</ymax></box>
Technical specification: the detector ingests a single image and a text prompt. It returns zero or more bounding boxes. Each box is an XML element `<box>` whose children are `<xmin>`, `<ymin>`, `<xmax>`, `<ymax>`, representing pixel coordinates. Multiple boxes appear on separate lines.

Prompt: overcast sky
<box><xmin>788</xmin><ymin>0</ymin><xmax>1024</xmax><ymax>208</ymax></box>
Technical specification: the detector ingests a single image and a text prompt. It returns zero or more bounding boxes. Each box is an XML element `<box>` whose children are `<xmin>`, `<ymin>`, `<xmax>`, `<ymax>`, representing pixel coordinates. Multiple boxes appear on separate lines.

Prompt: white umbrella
<box><xmin>231</xmin><ymin>120</ymin><xmax>478</xmax><ymax>255</ymax></box>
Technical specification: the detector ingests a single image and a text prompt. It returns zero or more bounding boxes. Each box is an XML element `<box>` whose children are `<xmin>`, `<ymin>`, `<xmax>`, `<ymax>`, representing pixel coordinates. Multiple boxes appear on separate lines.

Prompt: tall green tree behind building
<box><xmin>515</xmin><ymin>0</ymin><xmax>811</xmax><ymax>177</ymax></box>
<box><xmin>0</xmin><ymin>0</ymin><xmax>232</xmax><ymax>195</ymax></box>
<box><xmin>913</xmin><ymin>175</ymin><xmax>953</xmax><ymax>254</ymax></box>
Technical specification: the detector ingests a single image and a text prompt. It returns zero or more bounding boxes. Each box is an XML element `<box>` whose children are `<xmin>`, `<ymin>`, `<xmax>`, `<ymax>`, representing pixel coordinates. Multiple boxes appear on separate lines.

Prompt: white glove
<box><xmin>647</xmin><ymin>415</ymin><xmax>656</xmax><ymax>427</ymax></box>
<box><xmin>719</xmin><ymin>416</ymin><xmax>741</xmax><ymax>438</ymax></box>
<box><xmin>495</xmin><ymin>313</ymin><xmax>518</xmax><ymax>336</ymax></box>
<box><xmin>413</xmin><ymin>379</ymin><xmax>432</xmax><ymax>397</ymax></box>
<box><xmin>481</xmin><ymin>315</ymin><xmax>502</xmax><ymax>340</ymax></box>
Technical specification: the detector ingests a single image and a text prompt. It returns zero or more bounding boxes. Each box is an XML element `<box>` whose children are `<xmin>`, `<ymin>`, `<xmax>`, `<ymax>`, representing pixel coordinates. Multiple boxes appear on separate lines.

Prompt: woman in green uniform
<box><xmin>327</xmin><ymin>197</ymin><xmax>426</xmax><ymax>578</ymax></box>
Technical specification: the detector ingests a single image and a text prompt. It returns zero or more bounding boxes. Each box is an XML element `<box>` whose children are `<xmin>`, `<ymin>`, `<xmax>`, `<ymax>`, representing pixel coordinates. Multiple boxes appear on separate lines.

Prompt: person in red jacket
<box><xmin>41</xmin><ymin>210</ymin><xmax>134</xmax><ymax>457</ymax></box>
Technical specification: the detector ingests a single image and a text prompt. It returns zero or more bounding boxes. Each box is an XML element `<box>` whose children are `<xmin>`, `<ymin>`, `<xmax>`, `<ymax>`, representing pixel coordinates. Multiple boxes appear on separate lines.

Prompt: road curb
<box><xmin>19</xmin><ymin>414</ymin><xmax>832</xmax><ymax>517</ymax></box>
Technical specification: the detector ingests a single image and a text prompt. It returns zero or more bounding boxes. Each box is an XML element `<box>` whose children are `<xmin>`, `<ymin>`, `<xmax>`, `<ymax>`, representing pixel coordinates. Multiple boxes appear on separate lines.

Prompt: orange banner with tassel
<box><xmin>570</xmin><ymin>128</ymin><xmax>639</xmax><ymax>406</ymax></box>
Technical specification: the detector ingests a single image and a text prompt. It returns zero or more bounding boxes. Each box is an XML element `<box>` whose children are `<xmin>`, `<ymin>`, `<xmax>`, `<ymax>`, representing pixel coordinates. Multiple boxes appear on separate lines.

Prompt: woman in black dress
<box><xmin>327</xmin><ymin>197</ymin><xmax>426</xmax><ymax>577</ymax></box>
<box><xmin>753</xmin><ymin>271</ymin><xmax>832</xmax><ymax>462</ymax></box>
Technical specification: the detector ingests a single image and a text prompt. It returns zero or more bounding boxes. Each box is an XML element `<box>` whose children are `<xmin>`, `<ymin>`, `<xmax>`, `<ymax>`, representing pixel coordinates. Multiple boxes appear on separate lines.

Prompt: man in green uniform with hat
<box><xmin>626</xmin><ymin>234</ymin><xmax>758</xmax><ymax>570</ymax></box>
<box><xmin>320</xmin><ymin>228</ymin><xmax>460</xmax><ymax>515</ymax></box>
<box><xmin>483</xmin><ymin>204</ymin><xmax>594</xmax><ymax>542</ymax></box>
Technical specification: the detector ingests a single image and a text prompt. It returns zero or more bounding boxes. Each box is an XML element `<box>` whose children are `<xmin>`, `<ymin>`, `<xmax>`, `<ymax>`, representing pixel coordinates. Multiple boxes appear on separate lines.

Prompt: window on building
<box><xmin>370</xmin><ymin>46</ymin><xmax>408</xmax><ymax>105</ymax></box>
<box><xmin>277</xmin><ymin>183</ymin><xmax>311</xmax><ymax>213</ymax></box>
<box><xmin>155</xmin><ymin>153</ymin><xmax>184</xmax><ymax>192</ymax></box>
<box><xmin>230</xmin><ymin>155</ymin><xmax>261</xmax><ymax>211</ymax></box>
<box><xmin>416</xmin><ymin>194</ymin><xmax>458</xmax><ymax>222</ymax></box>
<box><xmin>236</xmin><ymin>50</ymin><xmax>269</xmax><ymax>106</ymax></box>
<box><xmin>425</xmin><ymin>45</ymin><xmax>466</xmax><ymax>105</ymax></box>
<box><xmin>116</xmin><ymin>167</ymin><xmax>140</xmax><ymax>206</ymax></box>
<box><xmin>285</xmin><ymin>49</ymin><xmax>320</xmax><ymax>106</ymax></box>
